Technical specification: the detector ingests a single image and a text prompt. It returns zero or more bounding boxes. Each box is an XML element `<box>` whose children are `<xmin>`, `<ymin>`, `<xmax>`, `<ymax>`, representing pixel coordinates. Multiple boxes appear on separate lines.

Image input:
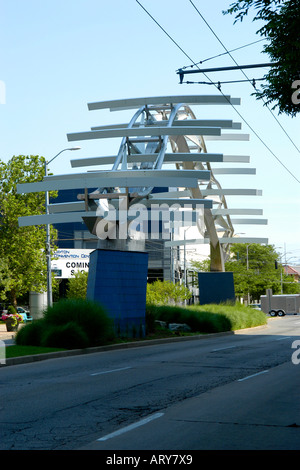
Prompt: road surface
<box><xmin>1</xmin><ymin>315</ymin><xmax>299</xmax><ymax>450</ymax></box>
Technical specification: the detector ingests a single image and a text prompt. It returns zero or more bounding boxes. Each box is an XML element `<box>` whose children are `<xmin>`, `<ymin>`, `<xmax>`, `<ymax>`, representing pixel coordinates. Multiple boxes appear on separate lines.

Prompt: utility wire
<box><xmin>180</xmin><ymin>39</ymin><xmax>264</xmax><ymax>70</ymax></box>
<box><xmin>183</xmin><ymin>78</ymin><xmax>265</xmax><ymax>87</ymax></box>
<box><xmin>136</xmin><ymin>0</ymin><xmax>300</xmax><ymax>185</ymax></box>
<box><xmin>179</xmin><ymin>40</ymin><xmax>265</xmax><ymax>70</ymax></box>
<box><xmin>189</xmin><ymin>0</ymin><xmax>300</xmax><ymax>156</ymax></box>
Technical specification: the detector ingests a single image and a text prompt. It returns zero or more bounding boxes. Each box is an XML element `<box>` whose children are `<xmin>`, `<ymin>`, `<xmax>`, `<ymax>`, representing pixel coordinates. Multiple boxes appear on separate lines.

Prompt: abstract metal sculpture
<box><xmin>17</xmin><ymin>95</ymin><xmax>268</xmax><ymax>273</ymax></box>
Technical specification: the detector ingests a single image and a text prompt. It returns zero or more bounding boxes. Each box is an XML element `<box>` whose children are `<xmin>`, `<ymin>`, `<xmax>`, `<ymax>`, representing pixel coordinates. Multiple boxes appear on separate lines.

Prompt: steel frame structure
<box><xmin>17</xmin><ymin>95</ymin><xmax>268</xmax><ymax>272</ymax></box>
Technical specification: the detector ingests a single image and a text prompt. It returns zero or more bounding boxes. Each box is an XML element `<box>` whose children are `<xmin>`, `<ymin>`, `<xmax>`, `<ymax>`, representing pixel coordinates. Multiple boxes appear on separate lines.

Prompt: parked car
<box><xmin>16</xmin><ymin>307</ymin><xmax>33</xmax><ymax>322</ymax></box>
<box><xmin>249</xmin><ymin>303</ymin><xmax>261</xmax><ymax>310</ymax></box>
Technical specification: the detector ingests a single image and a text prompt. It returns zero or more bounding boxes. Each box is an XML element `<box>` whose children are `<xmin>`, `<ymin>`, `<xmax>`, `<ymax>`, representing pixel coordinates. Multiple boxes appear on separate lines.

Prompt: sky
<box><xmin>0</xmin><ymin>0</ymin><xmax>299</xmax><ymax>264</ymax></box>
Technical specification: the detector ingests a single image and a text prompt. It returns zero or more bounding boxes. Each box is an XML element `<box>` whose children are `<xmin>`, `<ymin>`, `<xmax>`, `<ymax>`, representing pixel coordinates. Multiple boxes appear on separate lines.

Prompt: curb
<box><xmin>1</xmin><ymin>323</ymin><xmax>269</xmax><ymax>367</ymax></box>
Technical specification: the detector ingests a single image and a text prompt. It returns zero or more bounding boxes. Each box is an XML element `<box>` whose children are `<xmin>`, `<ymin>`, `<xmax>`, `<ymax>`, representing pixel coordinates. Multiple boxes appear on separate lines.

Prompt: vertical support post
<box><xmin>45</xmin><ymin>160</ymin><xmax>53</xmax><ymax>308</ymax></box>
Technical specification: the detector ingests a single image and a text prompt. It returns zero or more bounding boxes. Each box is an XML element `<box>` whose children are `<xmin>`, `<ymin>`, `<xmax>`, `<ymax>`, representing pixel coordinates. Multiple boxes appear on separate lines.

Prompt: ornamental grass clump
<box><xmin>15</xmin><ymin>319</ymin><xmax>45</xmax><ymax>346</ymax></box>
<box><xmin>16</xmin><ymin>298</ymin><xmax>115</xmax><ymax>349</ymax></box>
<box><xmin>146</xmin><ymin>302</ymin><xmax>267</xmax><ymax>334</ymax></box>
<box><xmin>41</xmin><ymin>322</ymin><xmax>89</xmax><ymax>350</ymax></box>
<box><xmin>188</xmin><ymin>303</ymin><xmax>267</xmax><ymax>331</ymax></box>
<box><xmin>146</xmin><ymin>304</ymin><xmax>231</xmax><ymax>333</ymax></box>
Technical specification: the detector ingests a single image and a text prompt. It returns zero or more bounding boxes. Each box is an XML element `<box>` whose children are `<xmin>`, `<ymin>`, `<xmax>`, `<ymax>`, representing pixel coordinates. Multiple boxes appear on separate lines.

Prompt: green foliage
<box><xmin>224</xmin><ymin>243</ymin><xmax>300</xmax><ymax>299</ymax></box>
<box><xmin>190</xmin><ymin>258</ymin><xmax>210</xmax><ymax>273</ymax></box>
<box><xmin>7</xmin><ymin>305</ymin><xmax>17</xmax><ymax>315</ymax></box>
<box><xmin>41</xmin><ymin>322</ymin><xmax>89</xmax><ymax>349</ymax></box>
<box><xmin>0</xmin><ymin>155</ymin><xmax>57</xmax><ymax>304</ymax></box>
<box><xmin>190</xmin><ymin>303</ymin><xmax>267</xmax><ymax>330</ymax></box>
<box><xmin>224</xmin><ymin>0</ymin><xmax>300</xmax><ymax>116</ymax></box>
<box><xmin>146</xmin><ymin>302</ymin><xmax>267</xmax><ymax>334</ymax></box>
<box><xmin>16</xmin><ymin>298</ymin><xmax>115</xmax><ymax>349</ymax></box>
<box><xmin>15</xmin><ymin>319</ymin><xmax>46</xmax><ymax>346</ymax></box>
<box><xmin>6</xmin><ymin>345</ymin><xmax>66</xmax><ymax>359</ymax></box>
<box><xmin>66</xmin><ymin>271</ymin><xmax>88</xmax><ymax>299</ymax></box>
<box><xmin>146</xmin><ymin>280</ymin><xmax>191</xmax><ymax>306</ymax></box>
<box><xmin>0</xmin><ymin>259</ymin><xmax>14</xmax><ymax>301</ymax></box>
<box><xmin>146</xmin><ymin>304</ymin><xmax>231</xmax><ymax>333</ymax></box>
<box><xmin>43</xmin><ymin>299</ymin><xmax>114</xmax><ymax>346</ymax></box>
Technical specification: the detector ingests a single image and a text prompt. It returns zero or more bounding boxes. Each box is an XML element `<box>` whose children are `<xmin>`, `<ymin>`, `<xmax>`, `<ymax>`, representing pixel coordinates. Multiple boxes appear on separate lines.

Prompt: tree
<box><xmin>146</xmin><ymin>280</ymin><xmax>191</xmax><ymax>305</ymax></box>
<box><xmin>66</xmin><ymin>271</ymin><xmax>88</xmax><ymax>299</ymax></box>
<box><xmin>224</xmin><ymin>0</ymin><xmax>300</xmax><ymax>116</ymax></box>
<box><xmin>0</xmin><ymin>258</ymin><xmax>14</xmax><ymax>301</ymax></box>
<box><xmin>225</xmin><ymin>243</ymin><xmax>300</xmax><ymax>300</ymax></box>
<box><xmin>0</xmin><ymin>155</ymin><xmax>57</xmax><ymax>305</ymax></box>
<box><xmin>190</xmin><ymin>258</ymin><xmax>210</xmax><ymax>274</ymax></box>
<box><xmin>191</xmin><ymin>243</ymin><xmax>299</xmax><ymax>301</ymax></box>
<box><xmin>226</xmin><ymin>243</ymin><xmax>280</xmax><ymax>300</ymax></box>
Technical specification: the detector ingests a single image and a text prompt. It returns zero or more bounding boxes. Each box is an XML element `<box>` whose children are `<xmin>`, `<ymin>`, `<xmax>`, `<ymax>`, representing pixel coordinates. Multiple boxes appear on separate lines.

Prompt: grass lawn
<box><xmin>5</xmin><ymin>345</ymin><xmax>66</xmax><ymax>359</ymax></box>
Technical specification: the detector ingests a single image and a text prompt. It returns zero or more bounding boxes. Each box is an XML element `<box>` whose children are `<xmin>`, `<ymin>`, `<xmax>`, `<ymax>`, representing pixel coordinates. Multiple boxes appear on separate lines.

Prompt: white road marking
<box><xmin>91</xmin><ymin>366</ymin><xmax>132</xmax><ymax>376</ymax></box>
<box><xmin>238</xmin><ymin>370</ymin><xmax>269</xmax><ymax>382</ymax></box>
<box><xmin>212</xmin><ymin>345</ymin><xmax>237</xmax><ymax>352</ymax></box>
<box><xmin>97</xmin><ymin>412</ymin><xmax>164</xmax><ymax>441</ymax></box>
<box><xmin>275</xmin><ymin>336</ymin><xmax>291</xmax><ymax>341</ymax></box>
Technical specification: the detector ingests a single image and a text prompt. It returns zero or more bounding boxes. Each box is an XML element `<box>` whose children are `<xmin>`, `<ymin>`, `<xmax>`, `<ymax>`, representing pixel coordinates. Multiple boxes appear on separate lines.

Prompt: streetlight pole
<box><xmin>45</xmin><ymin>147</ymin><xmax>81</xmax><ymax>308</ymax></box>
<box><xmin>246</xmin><ymin>243</ymin><xmax>250</xmax><ymax>305</ymax></box>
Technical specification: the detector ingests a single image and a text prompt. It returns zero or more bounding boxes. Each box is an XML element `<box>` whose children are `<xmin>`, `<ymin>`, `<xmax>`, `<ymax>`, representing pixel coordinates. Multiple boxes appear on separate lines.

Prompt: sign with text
<box><xmin>52</xmin><ymin>249</ymin><xmax>92</xmax><ymax>278</ymax></box>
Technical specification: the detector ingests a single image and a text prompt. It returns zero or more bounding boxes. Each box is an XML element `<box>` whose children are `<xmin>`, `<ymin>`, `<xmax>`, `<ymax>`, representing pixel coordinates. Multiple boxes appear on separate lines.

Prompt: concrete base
<box><xmin>86</xmin><ymin>249</ymin><xmax>148</xmax><ymax>337</ymax></box>
<box><xmin>198</xmin><ymin>272</ymin><xmax>235</xmax><ymax>305</ymax></box>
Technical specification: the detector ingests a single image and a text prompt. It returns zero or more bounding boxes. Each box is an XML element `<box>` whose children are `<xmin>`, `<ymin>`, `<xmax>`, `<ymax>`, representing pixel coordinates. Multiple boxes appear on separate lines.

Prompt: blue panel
<box><xmin>198</xmin><ymin>272</ymin><xmax>235</xmax><ymax>304</ymax></box>
<box><xmin>86</xmin><ymin>249</ymin><xmax>148</xmax><ymax>337</ymax></box>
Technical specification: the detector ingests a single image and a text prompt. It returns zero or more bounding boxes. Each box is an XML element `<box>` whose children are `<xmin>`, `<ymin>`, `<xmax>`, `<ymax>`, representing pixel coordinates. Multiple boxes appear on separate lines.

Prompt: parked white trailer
<box><xmin>260</xmin><ymin>293</ymin><xmax>300</xmax><ymax>316</ymax></box>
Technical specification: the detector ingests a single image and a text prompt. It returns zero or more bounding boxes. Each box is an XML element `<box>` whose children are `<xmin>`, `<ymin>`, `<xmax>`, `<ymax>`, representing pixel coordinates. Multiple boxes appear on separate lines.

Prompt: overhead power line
<box><xmin>183</xmin><ymin>78</ymin><xmax>265</xmax><ymax>88</ymax></box>
<box><xmin>188</xmin><ymin>0</ymin><xmax>300</xmax><ymax>156</ymax></box>
<box><xmin>177</xmin><ymin>62</ymin><xmax>274</xmax><ymax>83</ymax></box>
<box><xmin>180</xmin><ymin>38</ymin><xmax>266</xmax><ymax>70</ymax></box>
<box><xmin>135</xmin><ymin>0</ymin><xmax>300</xmax><ymax>185</ymax></box>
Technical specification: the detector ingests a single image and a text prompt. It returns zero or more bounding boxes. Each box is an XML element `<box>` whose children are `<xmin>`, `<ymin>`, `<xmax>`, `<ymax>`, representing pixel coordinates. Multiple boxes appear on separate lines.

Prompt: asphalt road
<box><xmin>1</xmin><ymin>315</ymin><xmax>300</xmax><ymax>450</ymax></box>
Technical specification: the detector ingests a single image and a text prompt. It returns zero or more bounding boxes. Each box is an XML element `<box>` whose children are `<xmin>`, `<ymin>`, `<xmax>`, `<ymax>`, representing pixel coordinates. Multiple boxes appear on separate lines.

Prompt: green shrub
<box><xmin>189</xmin><ymin>303</ymin><xmax>267</xmax><ymax>331</ymax></box>
<box><xmin>66</xmin><ymin>271</ymin><xmax>88</xmax><ymax>299</ymax></box>
<box><xmin>145</xmin><ymin>306</ymin><xmax>157</xmax><ymax>334</ymax></box>
<box><xmin>41</xmin><ymin>322</ymin><xmax>89</xmax><ymax>349</ymax></box>
<box><xmin>147</xmin><ymin>304</ymin><xmax>232</xmax><ymax>333</ymax></box>
<box><xmin>146</xmin><ymin>280</ymin><xmax>191</xmax><ymax>305</ymax></box>
<box><xmin>43</xmin><ymin>298</ymin><xmax>115</xmax><ymax>346</ymax></box>
<box><xmin>15</xmin><ymin>319</ymin><xmax>46</xmax><ymax>346</ymax></box>
<box><xmin>7</xmin><ymin>305</ymin><xmax>17</xmax><ymax>315</ymax></box>
<box><xmin>16</xmin><ymin>298</ymin><xmax>115</xmax><ymax>348</ymax></box>
<box><xmin>146</xmin><ymin>302</ymin><xmax>267</xmax><ymax>334</ymax></box>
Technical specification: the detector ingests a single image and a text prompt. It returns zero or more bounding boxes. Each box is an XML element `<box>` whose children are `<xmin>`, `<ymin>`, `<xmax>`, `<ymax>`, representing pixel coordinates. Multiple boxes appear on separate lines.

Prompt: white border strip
<box><xmin>97</xmin><ymin>412</ymin><xmax>164</xmax><ymax>441</ymax></box>
<box><xmin>91</xmin><ymin>366</ymin><xmax>132</xmax><ymax>376</ymax></box>
<box><xmin>238</xmin><ymin>370</ymin><xmax>269</xmax><ymax>382</ymax></box>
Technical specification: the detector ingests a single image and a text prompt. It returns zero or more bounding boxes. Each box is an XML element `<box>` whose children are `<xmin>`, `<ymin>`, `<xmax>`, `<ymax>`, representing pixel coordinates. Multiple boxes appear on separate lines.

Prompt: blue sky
<box><xmin>1</xmin><ymin>0</ymin><xmax>299</xmax><ymax>262</ymax></box>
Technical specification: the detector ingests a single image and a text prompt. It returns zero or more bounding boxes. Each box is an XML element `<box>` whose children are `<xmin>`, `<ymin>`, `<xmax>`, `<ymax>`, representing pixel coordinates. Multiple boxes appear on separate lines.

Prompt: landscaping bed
<box><xmin>2</xmin><ymin>300</ymin><xmax>268</xmax><ymax>360</ymax></box>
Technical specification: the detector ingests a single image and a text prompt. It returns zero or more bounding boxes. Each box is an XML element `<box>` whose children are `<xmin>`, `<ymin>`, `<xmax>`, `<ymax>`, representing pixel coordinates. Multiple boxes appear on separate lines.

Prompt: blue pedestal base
<box><xmin>86</xmin><ymin>249</ymin><xmax>148</xmax><ymax>337</ymax></box>
<box><xmin>198</xmin><ymin>272</ymin><xmax>235</xmax><ymax>305</ymax></box>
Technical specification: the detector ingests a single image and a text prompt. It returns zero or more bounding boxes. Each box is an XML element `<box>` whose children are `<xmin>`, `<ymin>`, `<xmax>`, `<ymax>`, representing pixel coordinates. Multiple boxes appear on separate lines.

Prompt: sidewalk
<box><xmin>0</xmin><ymin>323</ymin><xmax>18</xmax><ymax>341</ymax></box>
